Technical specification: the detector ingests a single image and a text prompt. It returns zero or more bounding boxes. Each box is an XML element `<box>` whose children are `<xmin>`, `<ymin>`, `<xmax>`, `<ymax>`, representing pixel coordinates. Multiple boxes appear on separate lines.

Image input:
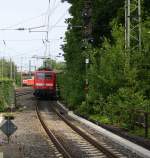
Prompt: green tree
<box><xmin>59</xmin><ymin>0</ymin><xmax>150</xmax><ymax>124</ymax></box>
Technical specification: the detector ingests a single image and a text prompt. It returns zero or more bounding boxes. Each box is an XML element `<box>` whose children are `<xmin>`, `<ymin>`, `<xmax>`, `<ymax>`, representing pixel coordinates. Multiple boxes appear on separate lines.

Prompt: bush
<box><xmin>57</xmin><ymin>72</ymin><xmax>85</xmax><ymax>109</ymax></box>
<box><xmin>0</xmin><ymin>79</ymin><xmax>14</xmax><ymax>112</ymax></box>
<box><xmin>90</xmin><ymin>115</ymin><xmax>111</xmax><ymax>124</ymax></box>
<box><xmin>106</xmin><ymin>88</ymin><xmax>149</xmax><ymax>128</ymax></box>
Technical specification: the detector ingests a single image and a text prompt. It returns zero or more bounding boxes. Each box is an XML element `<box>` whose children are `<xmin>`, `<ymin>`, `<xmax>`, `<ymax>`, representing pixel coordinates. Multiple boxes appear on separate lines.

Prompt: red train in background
<box><xmin>22</xmin><ymin>72</ymin><xmax>34</xmax><ymax>86</ymax></box>
<box><xmin>33</xmin><ymin>68</ymin><xmax>56</xmax><ymax>98</ymax></box>
<box><xmin>23</xmin><ymin>77</ymin><xmax>34</xmax><ymax>86</ymax></box>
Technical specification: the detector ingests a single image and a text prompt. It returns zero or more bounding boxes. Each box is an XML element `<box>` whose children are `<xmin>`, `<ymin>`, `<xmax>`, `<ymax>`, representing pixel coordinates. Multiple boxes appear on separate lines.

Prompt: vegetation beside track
<box><xmin>0</xmin><ymin>79</ymin><xmax>14</xmax><ymax>112</ymax></box>
<box><xmin>0</xmin><ymin>58</ymin><xmax>21</xmax><ymax>86</ymax></box>
<box><xmin>58</xmin><ymin>0</ymin><xmax>150</xmax><ymax>138</ymax></box>
<box><xmin>0</xmin><ymin>59</ymin><xmax>22</xmax><ymax>111</ymax></box>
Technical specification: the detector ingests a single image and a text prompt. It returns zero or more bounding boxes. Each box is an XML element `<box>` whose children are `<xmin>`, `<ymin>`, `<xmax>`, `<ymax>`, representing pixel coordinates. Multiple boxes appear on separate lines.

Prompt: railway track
<box><xmin>15</xmin><ymin>87</ymin><xmax>33</xmax><ymax>97</ymax></box>
<box><xmin>36</xmin><ymin>100</ymin><xmax>127</xmax><ymax>158</ymax></box>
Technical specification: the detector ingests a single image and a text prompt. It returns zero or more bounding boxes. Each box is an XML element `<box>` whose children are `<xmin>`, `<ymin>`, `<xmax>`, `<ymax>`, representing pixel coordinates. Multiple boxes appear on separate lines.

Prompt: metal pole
<box><xmin>85</xmin><ymin>58</ymin><xmax>89</xmax><ymax>96</ymax></box>
<box><xmin>13</xmin><ymin>62</ymin><xmax>16</xmax><ymax>81</ymax></box>
<box><xmin>127</xmin><ymin>0</ymin><xmax>130</xmax><ymax>49</ymax></box>
<box><xmin>29</xmin><ymin>60</ymin><xmax>31</xmax><ymax>78</ymax></box>
<box><xmin>21</xmin><ymin>66</ymin><xmax>22</xmax><ymax>87</ymax></box>
<box><xmin>138</xmin><ymin>0</ymin><xmax>142</xmax><ymax>51</ymax></box>
<box><xmin>10</xmin><ymin>58</ymin><xmax>13</xmax><ymax>79</ymax></box>
<box><xmin>0</xmin><ymin>59</ymin><xmax>1</xmax><ymax>78</ymax></box>
<box><xmin>125</xmin><ymin>0</ymin><xmax>127</xmax><ymax>49</ymax></box>
<box><xmin>144</xmin><ymin>112</ymin><xmax>148</xmax><ymax>138</ymax></box>
<box><xmin>1</xmin><ymin>58</ymin><xmax>3</xmax><ymax>78</ymax></box>
<box><xmin>2</xmin><ymin>57</ymin><xmax>4</xmax><ymax>79</ymax></box>
<box><xmin>125</xmin><ymin>0</ymin><xmax>142</xmax><ymax>51</ymax></box>
<box><xmin>83</xmin><ymin>0</ymin><xmax>92</xmax><ymax>100</ymax></box>
<box><xmin>20</xmin><ymin>57</ymin><xmax>23</xmax><ymax>87</ymax></box>
<box><xmin>45</xmin><ymin>0</ymin><xmax>51</xmax><ymax>58</ymax></box>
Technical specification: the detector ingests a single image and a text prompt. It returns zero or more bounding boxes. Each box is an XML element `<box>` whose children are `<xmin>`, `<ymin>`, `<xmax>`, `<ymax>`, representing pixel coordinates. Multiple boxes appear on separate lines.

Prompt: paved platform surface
<box><xmin>0</xmin><ymin>144</ymin><xmax>23</xmax><ymax>158</ymax></box>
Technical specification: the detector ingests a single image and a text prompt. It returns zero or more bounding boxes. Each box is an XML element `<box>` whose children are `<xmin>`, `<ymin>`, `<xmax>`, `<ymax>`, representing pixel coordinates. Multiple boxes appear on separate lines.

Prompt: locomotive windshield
<box><xmin>36</xmin><ymin>72</ymin><xmax>52</xmax><ymax>80</ymax></box>
<box><xmin>45</xmin><ymin>73</ymin><xmax>52</xmax><ymax>79</ymax></box>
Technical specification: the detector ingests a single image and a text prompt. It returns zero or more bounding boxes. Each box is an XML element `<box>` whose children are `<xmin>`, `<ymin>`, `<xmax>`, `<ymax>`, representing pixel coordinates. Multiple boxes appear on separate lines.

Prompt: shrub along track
<box><xmin>36</xmin><ymin>100</ymin><xmax>127</xmax><ymax>158</ymax></box>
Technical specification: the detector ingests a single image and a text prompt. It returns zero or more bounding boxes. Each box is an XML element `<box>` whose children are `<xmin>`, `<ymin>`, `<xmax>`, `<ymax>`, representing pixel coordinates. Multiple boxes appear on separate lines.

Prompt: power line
<box><xmin>0</xmin><ymin>38</ymin><xmax>62</xmax><ymax>42</ymax></box>
<box><xmin>0</xmin><ymin>25</ymin><xmax>46</xmax><ymax>31</ymax></box>
<box><xmin>49</xmin><ymin>10</ymin><xmax>69</xmax><ymax>32</ymax></box>
<box><xmin>44</xmin><ymin>0</ymin><xmax>51</xmax><ymax>58</ymax></box>
<box><xmin>0</xmin><ymin>44</ymin><xmax>45</xmax><ymax>58</ymax></box>
<box><xmin>44</xmin><ymin>0</ymin><xmax>61</xmax><ymax>26</ymax></box>
<box><xmin>53</xmin><ymin>0</ymin><xmax>57</xmax><ymax>9</ymax></box>
<box><xmin>47</xmin><ymin>0</ymin><xmax>61</xmax><ymax>16</ymax></box>
<box><xmin>0</xmin><ymin>3</ymin><xmax>67</xmax><ymax>33</ymax></box>
<box><xmin>0</xmin><ymin>39</ymin><xmax>43</xmax><ymax>42</ymax></box>
<box><xmin>2</xmin><ymin>12</ymin><xmax>47</xmax><ymax>29</ymax></box>
<box><xmin>43</xmin><ymin>0</ymin><xmax>63</xmax><ymax>59</ymax></box>
<box><xmin>0</xmin><ymin>0</ymin><xmax>68</xmax><ymax>66</ymax></box>
<box><xmin>1</xmin><ymin>1</ymin><xmax>62</xmax><ymax>31</ymax></box>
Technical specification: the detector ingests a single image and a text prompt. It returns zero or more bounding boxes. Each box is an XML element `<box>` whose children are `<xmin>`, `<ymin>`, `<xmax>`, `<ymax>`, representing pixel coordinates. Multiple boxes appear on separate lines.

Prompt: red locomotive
<box><xmin>33</xmin><ymin>68</ymin><xmax>56</xmax><ymax>98</ymax></box>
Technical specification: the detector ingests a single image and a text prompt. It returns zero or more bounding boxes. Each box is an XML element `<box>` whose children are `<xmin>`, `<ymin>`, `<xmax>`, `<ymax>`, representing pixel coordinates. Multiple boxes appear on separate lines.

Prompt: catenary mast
<box><xmin>125</xmin><ymin>0</ymin><xmax>142</xmax><ymax>51</ymax></box>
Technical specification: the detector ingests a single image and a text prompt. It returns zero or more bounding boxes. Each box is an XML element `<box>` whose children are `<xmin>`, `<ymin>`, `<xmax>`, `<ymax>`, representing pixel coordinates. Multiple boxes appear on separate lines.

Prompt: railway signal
<box><xmin>0</xmin><ymin>119</ymin><xmax>17</xmax><ymax>143</ymax></box>
<box><xmin>82</xmin><ymin>0</ymin><xmax>92</xmax><ymax>97</ymax></box>
<box><xmin>82</xmin><ymin>0</ymin><xmax>92</xmax><ymax>43</ymax></box>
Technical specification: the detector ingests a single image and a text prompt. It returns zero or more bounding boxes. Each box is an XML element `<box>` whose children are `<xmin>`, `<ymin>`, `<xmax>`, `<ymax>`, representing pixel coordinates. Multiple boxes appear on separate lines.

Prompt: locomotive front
<box><xmin>33</xmin><ymin>69</ymin><xmax>56</xmax><ymax>98</ymax></box>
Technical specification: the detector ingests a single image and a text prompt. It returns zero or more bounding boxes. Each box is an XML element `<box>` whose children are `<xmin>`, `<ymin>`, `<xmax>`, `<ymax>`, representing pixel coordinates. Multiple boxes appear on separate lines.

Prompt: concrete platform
<box><xmin>0</xmin><ymin>144</ymin><xmax>23</xmax><ymax>158</ymax></box>
<box><xmin>57</xmin><ymin>101</ymin><xmax>150</xmax><ymax>158</ymax></box>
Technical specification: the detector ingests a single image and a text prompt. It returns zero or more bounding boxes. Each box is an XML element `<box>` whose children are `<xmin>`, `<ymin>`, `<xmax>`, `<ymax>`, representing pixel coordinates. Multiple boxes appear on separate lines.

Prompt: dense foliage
<box><xmin>0</xmin><ymin>59</ymin><xmax>19</xmax><ymax>111</ymax></box>
<box><xmin>44</xmin><ymin>59</ymin><xmax>66</xmax><ymax>71</ymax></box>
<box><xmin>0</xmin><ymin>79</ymin><xmax>14</xmax><ymax>112</ymax></box>
<box><xmin>0</xmin><ymin>58</ymin><xmax>21</xmax><ymax>85</ymax></box>
<box><xmin>59</xmin><ymin>0</ymin><xmax>150</xmax><ymax>132</ymax></box>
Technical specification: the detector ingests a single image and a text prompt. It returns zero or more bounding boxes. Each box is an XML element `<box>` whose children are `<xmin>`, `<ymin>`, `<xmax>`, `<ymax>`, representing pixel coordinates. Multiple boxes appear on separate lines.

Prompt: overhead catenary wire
<box><xmin>0</xmin><ymin>38</ymin><xmax>62</xmax><ymax>42</ymax></box>
<box><xmin>53</xmin><ymin>0</ymin><xmax>57</xmax><ymax>9</ymax></box>
<box><xmin>44</xmin><ymin>0</ymin><xmax>62</xmax><ymax>28</ymax></box>
<box><xmin>0</xmin><ymin>1</ymin><xmax>62</xmax><ymax>31</ymax></box>
<box><xmin>49</xmin><ymin>10</ymin><xmax>69</xmax><ymax>33</ymax></box>
<box><xmin>44</xmin><ymin>2</ymin><xmax>69</xmax><ymax>60</ymax></box>
<box><xmin>46</xmin><ymin>0</ymin><xmax>61</xmax><ymax>19</ymax></box>
<box><xmin>0</xmin><ymin>44</ymin><xmax>45</xmax><ymax>59</ymax></box>
<box><xmin>0</xmin><ymin>0</ymin><xmax>68</xmax><ymax>70</ymax></box>
<box><xmin>0</xmin><ymin>25</ymin><xmax>46</xmax><ymax>31</ymax></box>
<box><xmin>0</xmin><ymin>2</ymin><xmax>68</xmax><ymax>33</ymax></box>
<box><xmin>2</xmin><ymin>12</ymin><xmax>47</xmax><ymax>30</ymax></box>
<box><xmin>44</xmin><ymin>0</ymin><xmax>51</xmax><ymax>58</ymax></box>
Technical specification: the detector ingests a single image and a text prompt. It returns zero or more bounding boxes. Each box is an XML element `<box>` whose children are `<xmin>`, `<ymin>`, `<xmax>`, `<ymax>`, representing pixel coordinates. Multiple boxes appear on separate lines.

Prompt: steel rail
<box><xmin>15</xmin><ymin>87</ymin><xmax>32</xmax><ymax>92</ymax></box>
<box><xmin>15</xmin><ymin>91</ymin><xmax>33</xmax><ymax>97</ymax></box>
<box><xmin>15</xmin><ymin>88</ymin><xmax>33</xmax><ymax>97</ymax></box>
<box><xmin>36</xmin><ymin>102</ymin><xmax>72</xmax><ymax>158</ymax></box>
<box><xmin>52</xmin><ymin>106</ymin><xmax>119</xmax><ymax>158</ymax></box>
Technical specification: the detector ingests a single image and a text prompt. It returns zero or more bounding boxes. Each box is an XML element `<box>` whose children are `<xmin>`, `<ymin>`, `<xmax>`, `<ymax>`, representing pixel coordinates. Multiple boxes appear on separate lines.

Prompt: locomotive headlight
<box><xmin>45</xmin><ymin>83</ymin><xmax>53</xmax><ymax>86</ymax></box>
<box><xmin>36</xmin><ymin>83</ymin><xmax>44</xmax><ymax>86</ymax></box>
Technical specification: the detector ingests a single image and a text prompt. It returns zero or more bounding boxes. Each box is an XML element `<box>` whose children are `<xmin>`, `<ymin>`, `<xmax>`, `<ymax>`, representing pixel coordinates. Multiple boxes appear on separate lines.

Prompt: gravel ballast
<box><xmin>0</xmin><ymin>94</ymin><xmax>62</xmax><ymax>158</ymax></box>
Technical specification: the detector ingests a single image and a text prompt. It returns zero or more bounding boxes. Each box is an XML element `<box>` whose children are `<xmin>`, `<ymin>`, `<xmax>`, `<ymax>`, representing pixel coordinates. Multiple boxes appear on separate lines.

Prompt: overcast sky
<box><xmin>0</xmin><ymin>0</ymin><xmax>70</xmax><ymax>71</ymax></box>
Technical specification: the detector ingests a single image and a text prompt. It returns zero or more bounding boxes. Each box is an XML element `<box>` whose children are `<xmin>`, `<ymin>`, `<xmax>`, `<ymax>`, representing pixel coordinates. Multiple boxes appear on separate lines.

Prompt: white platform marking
<box><xmin>0</xmin><ymin>152</ymin><xmax>3</xmax><ymax>158</ymax></box>
<box><xmin>0</xmin><ymin>115</ymin><xmax>3</xmax><ymax>124</ymax></box>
